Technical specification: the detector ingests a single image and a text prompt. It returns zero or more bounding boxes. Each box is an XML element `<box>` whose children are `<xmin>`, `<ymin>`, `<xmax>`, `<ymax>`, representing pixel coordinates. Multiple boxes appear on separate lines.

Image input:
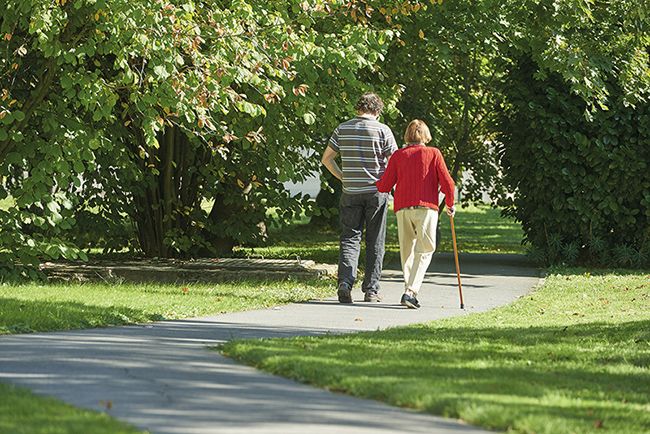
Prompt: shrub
<box><xmin>498</xmin><ymin>57</ymin><xmax>650</xmax><ymax>266</ymax></box>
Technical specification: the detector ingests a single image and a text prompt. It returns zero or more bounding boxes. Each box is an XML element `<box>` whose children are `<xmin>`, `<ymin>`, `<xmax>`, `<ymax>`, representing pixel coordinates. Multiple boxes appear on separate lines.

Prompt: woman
<box><xmin>376</xmin><ymin>119</ymin><xmax>455</xmax><ymax>308</ymax></box>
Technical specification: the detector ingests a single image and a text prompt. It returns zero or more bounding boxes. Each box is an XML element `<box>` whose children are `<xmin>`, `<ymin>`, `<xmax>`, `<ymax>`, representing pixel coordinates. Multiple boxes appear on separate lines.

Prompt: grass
<box><xmin>222</xmin><ymin>269</ymin><xmax>650</xmax><ymax>434</ymax></box>
<box><xmin>238</xmin><ymin>204</ymin><xmax>525</xmax><ymax>265</ymax></box>
<box><xmin>0</xmin><ymin>279</ymin><xmax>334</xmax><ymax>335</ymax></box>
<box><xmin>0</xmin><ymin>278</ymin><xmax>333</xmax><ymax>433</ymax></box>
<box><xmin>0</xmin><ymin>383</ymin><xmax>144</xmax><ymax>434</ymax></box>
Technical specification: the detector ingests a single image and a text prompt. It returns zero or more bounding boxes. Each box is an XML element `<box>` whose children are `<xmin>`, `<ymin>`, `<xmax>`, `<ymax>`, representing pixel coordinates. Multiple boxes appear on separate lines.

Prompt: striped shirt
<box><xmin>328</xmin><ymin>116</ymin><xmax>398</xmax><ymax>194</ymax></box>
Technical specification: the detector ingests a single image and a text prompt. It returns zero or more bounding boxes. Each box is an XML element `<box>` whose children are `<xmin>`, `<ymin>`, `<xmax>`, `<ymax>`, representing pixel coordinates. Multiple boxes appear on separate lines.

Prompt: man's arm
<box><xmin>382</xmin><ymin>128</ymin><xmax>399</xmax><ymax>160</ymax></box>
<box><xmin>321</xmin><ymin>146</ymin><xmax>343</xmax><ymax>181</ymax></box>
<box><xmin>376</xmin><ymin>153</ymin><xmax>397</xmax><ymax>193</ymax></box>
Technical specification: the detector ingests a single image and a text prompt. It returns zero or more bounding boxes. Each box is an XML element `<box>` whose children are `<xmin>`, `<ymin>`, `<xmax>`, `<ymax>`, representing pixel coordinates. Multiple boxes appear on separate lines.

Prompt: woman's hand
<box><xmin>446</xmin><ymin>206</ymin><xmax>456</xmax><ymax>217</ymax></box>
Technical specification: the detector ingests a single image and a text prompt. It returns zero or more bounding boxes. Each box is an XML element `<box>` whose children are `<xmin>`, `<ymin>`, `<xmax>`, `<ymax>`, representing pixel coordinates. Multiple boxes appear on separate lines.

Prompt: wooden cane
<box><xmin>449</xmin><ymin>215</ymin><xmax>465</xmax><ymax>309</ymax></box>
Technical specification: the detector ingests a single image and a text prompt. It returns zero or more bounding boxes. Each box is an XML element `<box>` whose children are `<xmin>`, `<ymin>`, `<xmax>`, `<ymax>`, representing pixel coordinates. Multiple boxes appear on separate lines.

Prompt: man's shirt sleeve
<box><xmin>376</xmin><ymin>151</ymin><xmax>398</xmax><ymax>192</ymax></box>
<box><xmin>328</xmin><ymin>127</ymin><xmax>340</xmax><ymax>152</ymax></box>
<box><xmin>382</xmin><ymin>128</ymin><xmax>398</xmax><ymax>157</ymax></box>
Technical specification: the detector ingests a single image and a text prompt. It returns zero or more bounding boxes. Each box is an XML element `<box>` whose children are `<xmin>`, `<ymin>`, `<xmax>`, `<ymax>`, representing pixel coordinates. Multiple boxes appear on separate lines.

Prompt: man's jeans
<box><xmin>338</xmin><ymin>191</ymin><xmax>388</xmax><ymax>294</ymax></box>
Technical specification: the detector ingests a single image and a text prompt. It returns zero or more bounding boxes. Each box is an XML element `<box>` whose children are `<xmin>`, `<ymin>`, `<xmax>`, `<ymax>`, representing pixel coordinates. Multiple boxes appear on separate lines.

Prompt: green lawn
<box><xmin>238</xmin><ymin>204</ymin><xmax>525</xmax><ymax>265</ymax></box>
<box><xmin>0</xmin><ymin>383</ymin><xmax>144</xmax><ymax>434</ymax></box>
<box><xmin>222</xmin><ymin>269</ymin><xmax>650</xmax><ymax>434</ymax></box>
<box><xmin>0</xmin><ymin>278</ymin><xmax>333</xmax><ymax>433</ymax></box>
<box><xmin>0</xmin><ymin>279</ymin><xmax>333</xmax><ymax>335</ymax></box>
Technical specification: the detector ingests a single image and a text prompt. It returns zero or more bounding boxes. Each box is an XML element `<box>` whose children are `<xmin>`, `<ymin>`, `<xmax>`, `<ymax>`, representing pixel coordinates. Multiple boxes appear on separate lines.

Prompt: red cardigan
<box><xmin>376</xmin><ymin>144</ymin><xmax>455</xmax><ymax>212</ymax></box>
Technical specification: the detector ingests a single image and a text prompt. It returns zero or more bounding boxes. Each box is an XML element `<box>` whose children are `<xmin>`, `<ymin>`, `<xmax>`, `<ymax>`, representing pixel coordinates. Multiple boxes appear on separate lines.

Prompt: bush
<box><xmin>498</xmin><ymin>57</ymin><xmax>650</xmax><ymax>267</ymax></box>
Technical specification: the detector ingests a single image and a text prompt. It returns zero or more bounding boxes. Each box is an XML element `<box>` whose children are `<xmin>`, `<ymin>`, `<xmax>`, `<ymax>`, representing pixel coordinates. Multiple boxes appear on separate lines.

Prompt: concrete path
<box><xmin>0</xmin><ymin>254</ymin><xmax>540</xmax><ymax>434</ymax></box>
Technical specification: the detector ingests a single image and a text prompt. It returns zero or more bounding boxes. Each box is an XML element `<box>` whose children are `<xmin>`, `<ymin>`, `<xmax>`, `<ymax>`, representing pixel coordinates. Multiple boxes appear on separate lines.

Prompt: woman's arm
<box><xmin>435</xmin><ymin>149</ymin><xmax>455</xmax><ymax>208</ymax></box>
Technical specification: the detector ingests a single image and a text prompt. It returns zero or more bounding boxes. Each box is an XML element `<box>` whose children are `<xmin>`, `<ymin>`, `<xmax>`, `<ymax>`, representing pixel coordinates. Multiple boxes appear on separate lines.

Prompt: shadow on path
<box><xmin>0</xmin><ymin>253</ymin><xmax>541</xmax><ymax>434</ymax></box>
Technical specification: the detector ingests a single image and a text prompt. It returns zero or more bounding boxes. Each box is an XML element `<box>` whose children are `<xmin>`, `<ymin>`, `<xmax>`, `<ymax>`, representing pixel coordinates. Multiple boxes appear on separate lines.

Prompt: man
<box><xmin>321</xmin><ymin>93</ymin><xmax>398</xmax><ymax>303</ymax></box>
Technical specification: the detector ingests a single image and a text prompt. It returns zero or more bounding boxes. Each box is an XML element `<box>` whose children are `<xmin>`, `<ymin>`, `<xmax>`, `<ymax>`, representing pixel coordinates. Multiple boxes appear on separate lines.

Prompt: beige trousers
<box><xmin>397</xmin><ymin>207</ymin><xmax>438</xmax><ymax>295</ymax></box>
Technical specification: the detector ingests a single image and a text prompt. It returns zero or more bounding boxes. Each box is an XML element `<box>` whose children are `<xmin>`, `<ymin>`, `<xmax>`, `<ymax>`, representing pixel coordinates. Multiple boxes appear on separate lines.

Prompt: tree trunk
<box><xmin>0</xmin><ymin>58</ymin><xmax>57</xmax><ymax>162</ymax></box>
<box><xmin>130</xmin><ymin>125</ymin><xmax>202</xmax><ymax>258</ymax></box>
<box><xmin>204</xmin><ymin>190</ymin><xmax>238</xmax><ymax>256</ymax></box>
<box><xmin>201</xmin><ymin>178</ymin><xmax>270</xmax><ymax>257</ymax></box>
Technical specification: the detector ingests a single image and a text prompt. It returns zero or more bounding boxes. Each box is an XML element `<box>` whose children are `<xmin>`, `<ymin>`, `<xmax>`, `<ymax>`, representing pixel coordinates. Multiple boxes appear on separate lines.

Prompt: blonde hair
<box><xmin>403</xmin><ymin>119</ymin><xmax>432</xmax><ymax>144</ymax></box>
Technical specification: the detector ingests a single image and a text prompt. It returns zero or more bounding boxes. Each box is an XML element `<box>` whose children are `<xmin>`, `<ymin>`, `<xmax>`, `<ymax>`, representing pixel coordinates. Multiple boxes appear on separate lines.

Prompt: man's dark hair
<box><xmin>355</xmin><ymin>93</ymin><xmax>384</xmax><ymax>115</ymax></box>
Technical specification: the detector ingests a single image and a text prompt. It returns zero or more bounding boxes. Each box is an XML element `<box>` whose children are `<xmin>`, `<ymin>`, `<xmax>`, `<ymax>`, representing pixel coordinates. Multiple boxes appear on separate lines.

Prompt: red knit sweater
<box><xmin>376</xmin><ymin>144</ymin><xmax>455</xmax><ymax>212</ymax></box>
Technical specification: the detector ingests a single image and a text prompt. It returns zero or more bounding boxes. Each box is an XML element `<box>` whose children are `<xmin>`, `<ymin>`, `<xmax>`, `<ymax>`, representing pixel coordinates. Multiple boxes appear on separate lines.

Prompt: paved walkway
<box><xmin>0</xmin><ymin>254</ymin><xmax>540</xmax><ymax>434</ymax></box>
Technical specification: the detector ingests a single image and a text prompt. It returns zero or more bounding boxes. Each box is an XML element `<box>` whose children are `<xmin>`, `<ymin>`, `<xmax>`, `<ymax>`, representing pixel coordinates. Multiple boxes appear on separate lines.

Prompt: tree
<box><xmin>2</xmin><ymin>0</ymin><xmax>647</xmax><ymax>273</ymax></box>
<box><xmin>0</xmin><ymin>0</ymin><xmax>398</xmax><ymax>272</ymax></box>
<box><xmin>376</xmin><ymin>0</ymin><xmax>510</xmax><ymax>204</ymax></box>
<box><xmin>496</xmin><ymin>0</ymin><xmax>650</xmax><ymax>265</ymax></box>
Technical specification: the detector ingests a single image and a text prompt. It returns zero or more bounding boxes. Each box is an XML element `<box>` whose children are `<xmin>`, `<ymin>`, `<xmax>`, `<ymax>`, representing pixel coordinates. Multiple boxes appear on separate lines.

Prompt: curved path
<box><xmin>0</xmin><ymin>253</ymin><xmax>540</xmax><ymax>434</ymax></box>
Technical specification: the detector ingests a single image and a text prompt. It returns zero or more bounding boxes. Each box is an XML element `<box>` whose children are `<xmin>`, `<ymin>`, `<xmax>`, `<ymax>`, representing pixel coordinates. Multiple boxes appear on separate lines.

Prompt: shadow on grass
<box><xmin>0</xmin><ymin>382</ymin><xmax>140</xmax><ymax>434</ymax></box>
<box><xmin>0</xmin><ymin>298</ymin><xmax>156</xmax><ymax>334</ymax></box>
<box><xmin>225</xmin><ymin>319</ymin><xmax>650</xmax><ymax>433</ymax></box>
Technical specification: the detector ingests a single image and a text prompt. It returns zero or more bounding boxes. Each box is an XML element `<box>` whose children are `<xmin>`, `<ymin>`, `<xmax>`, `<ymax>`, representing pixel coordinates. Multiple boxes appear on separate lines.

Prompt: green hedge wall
<box><xmin>498</xmin><ymin>58</ymin><xmax>650</xmax><ymax>267</ymax></box>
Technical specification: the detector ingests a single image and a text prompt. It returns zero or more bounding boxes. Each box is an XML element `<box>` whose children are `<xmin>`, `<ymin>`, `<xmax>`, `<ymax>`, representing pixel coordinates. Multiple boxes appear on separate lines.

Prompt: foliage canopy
<box><xmin>1</xmin><ymin>0</ymin><xmax>649</xmax><ymax>273</ymax></box>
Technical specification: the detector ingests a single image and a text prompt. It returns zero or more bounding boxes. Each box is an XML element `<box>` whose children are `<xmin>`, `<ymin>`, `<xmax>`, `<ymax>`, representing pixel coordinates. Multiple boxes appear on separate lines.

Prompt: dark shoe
<box><xmin>400</xmin><ymin>293</ymin><xmax>420</xmax><ymax>309</ymax></box>
<box><xmin>337</xmin><ymin>284</ymin><xmax>353</xmax><ymax>304</ymax></box>
<box><xmin>364</xmin><ymin>291</ymin><xmax>382</xmax><ymax>302</ymax></box>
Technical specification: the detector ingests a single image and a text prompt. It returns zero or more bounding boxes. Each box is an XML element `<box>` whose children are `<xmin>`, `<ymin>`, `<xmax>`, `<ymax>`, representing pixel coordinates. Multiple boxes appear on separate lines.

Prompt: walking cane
<box><xmin>449</xmin><ymin>215</ymin><xmax>465</xmax><ymax>309</ymax></box>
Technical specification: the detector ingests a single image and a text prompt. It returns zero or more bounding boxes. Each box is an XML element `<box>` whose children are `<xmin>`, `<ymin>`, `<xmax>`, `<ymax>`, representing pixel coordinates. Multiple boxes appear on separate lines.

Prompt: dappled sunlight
<box><xmin>224</xmin><ymin>270</ymin><xmax>650</xmax><ymax>434</ymax></box>
<box><xmin>0</xmin><ymin>318</ymin><xmax>473</xmax><ymax>434</ymax></box>
<box><xmin>0</xmin><ymin>280</ymin><xmax>334</xmax><ymax>334</ymax></box>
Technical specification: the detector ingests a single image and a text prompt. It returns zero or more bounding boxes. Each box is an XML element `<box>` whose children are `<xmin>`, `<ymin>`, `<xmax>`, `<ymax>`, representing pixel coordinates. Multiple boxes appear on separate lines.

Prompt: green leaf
<box><xmin>46</xmin><ymin>201</ymin><xmax>61</xmax><ymax>214</ymax></box>
<box><xmin>61</xmin><ymin>75</ymin><xmax>73</xmax><ymax>89</ymax></box>
<box><xmin>153</xmin><ymin>65</ymin><xmax>170</xmax><ymax>80</ymax></box>
<box><xmin>45</xmin><ymin>245</ymin><xmax>61</xmax><ymax>260</ymax></box>
<box><xmin>303</xmin><ymin>112</ymin><xmax>316</xmax><ymax>125</ymax></box>
<box><xmin>73</xmin><ymin>160</ymin><xmax>85</xmax><ymax>173</ymax></box>
<box><xmin>88</xmin><ymin>138</ymin><xmax>101</xmax><ymax>150</ymax></box>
